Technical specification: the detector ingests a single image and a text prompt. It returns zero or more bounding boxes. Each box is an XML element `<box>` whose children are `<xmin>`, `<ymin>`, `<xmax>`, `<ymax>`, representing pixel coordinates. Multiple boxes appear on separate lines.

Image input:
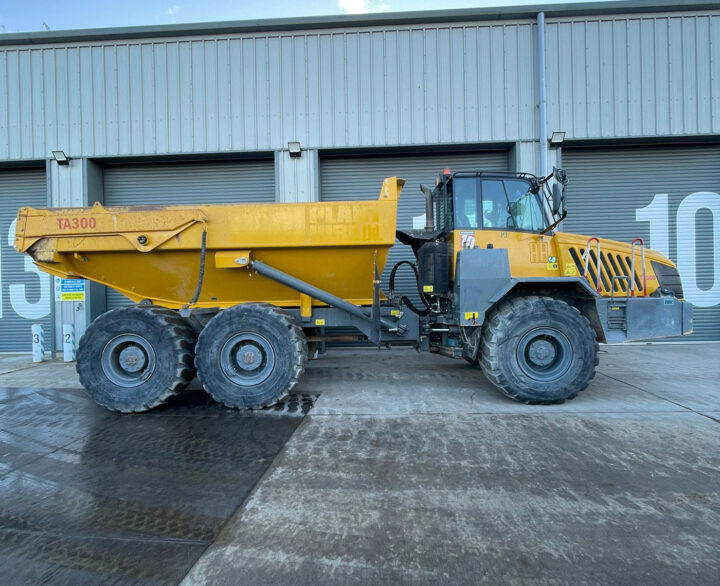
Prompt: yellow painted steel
<box><xmin>300</xmin><ymin>294</ymin><xmax>312</xmax><ymax>319</ymax></box>
<box><xmin>14</xmin><ymin>178</ymin><xmax>404</xmax><ymax>309</ymax></box>
<box><xmin>450</xmin><ymin>229</ymin><xmax>673</xmax><ymax>297</ymax></box>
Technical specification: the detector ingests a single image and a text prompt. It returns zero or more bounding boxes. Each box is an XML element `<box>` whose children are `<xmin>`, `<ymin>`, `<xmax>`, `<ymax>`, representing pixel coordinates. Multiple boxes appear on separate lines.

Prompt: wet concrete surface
<box><xmin>0</xmin><ymin>384</ymin><xmax>304</xmax><ymax>584</ymax></box>
<box><xmin>185</xmin><ymin>345</ymin><xmax>720</xmax><ymax>585</ymax></box>
<box><xmin>186</xmin><ymin>413</ymin><xmax>720</xmax><ymax>585</ymax></box>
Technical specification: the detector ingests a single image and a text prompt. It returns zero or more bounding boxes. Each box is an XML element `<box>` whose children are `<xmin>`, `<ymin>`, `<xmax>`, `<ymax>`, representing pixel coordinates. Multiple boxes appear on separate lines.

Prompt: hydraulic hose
<box><xmin>389</xmin><ymin>260</ymin><xmax>432</xmax><ymax>316</ymax></box>
<box><xmin>189</xmin><ymin>228</ymin><xmax>207</xmax><ymax>305</ymax></box>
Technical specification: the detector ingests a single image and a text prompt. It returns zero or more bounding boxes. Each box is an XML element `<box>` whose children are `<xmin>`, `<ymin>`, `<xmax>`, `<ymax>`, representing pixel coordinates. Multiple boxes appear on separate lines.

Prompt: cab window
<box><xmin>504</xmin><ymin>179</ymin><xmax>545</xmax><ymax>231</ymax></box>
<box><xmin>453</xmin><ymin>177</ymin><xmax>478</xmax><ymax>228</ymax></box>
<box><xmin>480</xmin><ymin>180</ymin><xmax>508</xmax><ymax>228</ymax></box>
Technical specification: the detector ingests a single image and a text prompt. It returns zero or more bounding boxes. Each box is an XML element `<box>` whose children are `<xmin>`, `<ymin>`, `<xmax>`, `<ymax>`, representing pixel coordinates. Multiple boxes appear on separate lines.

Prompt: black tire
<box><xmin>305</xmin><ymin>327</ymin><xmax>320</xmax><ymax>360</ymax></box>
<box><xmin>462</xmin><ymin>327</ymin><xmax>481</xmax><ymax>367</ymax></box>
<box><xmin>307</xmin><ymin>342</ymin><xmax>319</xmax><ymax>360</ymax></box>
<box><xmin>480</xmin><ymin>296</ymin><xmax>598</xmax><ymax>404</ymax></box>
<box><xmin>195</xmin><ymin>303</ymin><xmax>307</xmax><ymax>409</ymax></box>
<box><xmin>76</xmin><ymin>305</ymin><xmax>196</xmax><ymax>413</ymax></box>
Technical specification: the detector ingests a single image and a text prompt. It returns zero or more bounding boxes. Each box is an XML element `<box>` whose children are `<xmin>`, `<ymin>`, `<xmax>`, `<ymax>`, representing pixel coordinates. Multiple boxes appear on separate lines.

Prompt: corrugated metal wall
<box><xmin>563</xmin><ymin>144</ymin><xmax>720</xmax><ymax>341</ymax></box>
<box><xmin>275</xmin><ymin>150</ymin><xmax>319</xmax><ymax>203</ymax></box>
<box><xmin>320</xmin><ymin>151</ymin><xmax>508</xmax><ymax>296</ymax></box>
<box><xmin>0</xmin><ymin>20</ymin><xmax>536</xmax><ymax>159</ymax></box>
<box><xmin>546</xmin><ymin>13</ymin><xmax>720</xmax><ymax>139</ymax></box>
<box><xmin>1</xmin><ymin>11</ymin><xmax>717</xmax><ymax>162</ymax></box>
<box><xmin>103</xmin><ymin>159</ymin><xmax>275</xmax><ymax>309</ymax></box>
<box><xmin>0</xmin><ymin>168</ymin><xmax>53</xmax><ymax>352</ymax></box>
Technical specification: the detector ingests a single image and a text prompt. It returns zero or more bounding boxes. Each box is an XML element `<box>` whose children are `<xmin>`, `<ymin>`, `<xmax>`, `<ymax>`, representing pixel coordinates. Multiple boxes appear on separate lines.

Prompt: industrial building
<box><xmin>0</xmin><ymin>0</ymin><xmax>718</xmax><ymax>351</ymax></box>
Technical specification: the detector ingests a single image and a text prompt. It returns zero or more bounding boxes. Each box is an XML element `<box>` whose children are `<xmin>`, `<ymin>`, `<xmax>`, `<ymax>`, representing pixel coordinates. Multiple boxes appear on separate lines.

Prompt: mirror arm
<box><xmin>541</xmin><ymin>210</ymin><xmax>567</xmax><ymax>235</ymax></box>
<box><xmin>538</xmin><ymin>172</ymin><xmax>554</xmax><ymax>185</ymax></box>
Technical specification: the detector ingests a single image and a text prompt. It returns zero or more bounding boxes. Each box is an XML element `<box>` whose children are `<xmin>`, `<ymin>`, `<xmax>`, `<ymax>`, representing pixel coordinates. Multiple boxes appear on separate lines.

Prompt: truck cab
<box><xmin>395</xmin><ymin>168</ymin><xmax>692</xmax><ymax>404</ymax></box>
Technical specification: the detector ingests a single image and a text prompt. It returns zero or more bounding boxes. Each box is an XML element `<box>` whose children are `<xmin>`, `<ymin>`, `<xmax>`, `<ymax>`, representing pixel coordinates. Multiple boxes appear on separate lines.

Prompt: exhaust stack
<box><xmin>421</xmin><ymin>184</ymin><xmax>434</xmax><ymax>232</ymax></box>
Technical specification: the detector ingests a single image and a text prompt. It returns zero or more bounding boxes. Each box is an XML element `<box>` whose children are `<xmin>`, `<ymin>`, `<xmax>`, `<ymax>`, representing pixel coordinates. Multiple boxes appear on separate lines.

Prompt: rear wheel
<box><xmin>480</xmin><ymin>296</ymin><xmax>598</xmax><ymax>404</ymax></box>
<box><xmin>76</xmin><ymin>305</ymin><xmax>196</xmax><ymax>412</ymax></box>
<box><xmin>195</xmin><ymin>303</ymin><xmax>307</xmax><ymax>409</ymax></box>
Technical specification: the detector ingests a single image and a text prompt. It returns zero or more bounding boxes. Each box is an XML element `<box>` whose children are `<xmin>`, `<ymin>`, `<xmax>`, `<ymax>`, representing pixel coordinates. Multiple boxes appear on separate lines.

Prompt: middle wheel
<box><xmin>195</xmin><ymin>303</ymin><xmax>307</xmax><ymax>409</ymax></box>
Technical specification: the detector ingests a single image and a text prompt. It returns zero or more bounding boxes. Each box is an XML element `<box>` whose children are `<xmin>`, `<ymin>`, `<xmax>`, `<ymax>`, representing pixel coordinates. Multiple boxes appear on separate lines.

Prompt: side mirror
<box><xmin>551</xmin><ymin>183</ymin><xmax>565</xmax><ymax>215</ymax></box>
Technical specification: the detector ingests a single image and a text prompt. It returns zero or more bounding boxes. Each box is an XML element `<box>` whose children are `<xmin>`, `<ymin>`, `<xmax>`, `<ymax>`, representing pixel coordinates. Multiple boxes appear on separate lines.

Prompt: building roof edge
<box><xmin>0</xmin><ymin>0</ymin><xmax>718</xmax><ymax>47</ymax></box>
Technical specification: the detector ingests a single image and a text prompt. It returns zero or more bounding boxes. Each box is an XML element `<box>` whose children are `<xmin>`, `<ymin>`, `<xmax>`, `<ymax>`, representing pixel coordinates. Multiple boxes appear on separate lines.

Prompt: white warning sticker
<box><xmin>460</xmin><ymin>231</ymin><xmax>476</xmax><ymax>248</ymax></box>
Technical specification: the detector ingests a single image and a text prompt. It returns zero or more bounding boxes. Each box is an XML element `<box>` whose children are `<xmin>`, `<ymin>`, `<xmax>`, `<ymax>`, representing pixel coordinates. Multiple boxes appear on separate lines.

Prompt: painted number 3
<box><xmin>0</xmin><ymin>219</ymin><xmax>52</xmax><ymax>320</ymax></box>
<box><xmin>636</xmin><ymin>192</ymin><xmax>720</xmax><ymax>308</ymax></box>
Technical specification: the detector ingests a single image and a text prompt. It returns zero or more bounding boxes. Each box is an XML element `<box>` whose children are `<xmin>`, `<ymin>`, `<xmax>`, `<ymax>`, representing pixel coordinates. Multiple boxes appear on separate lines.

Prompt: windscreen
<box><xmin>453</xmin><ymin>177</ymin><xmax>545</xmax><ymax>231</ymax></box>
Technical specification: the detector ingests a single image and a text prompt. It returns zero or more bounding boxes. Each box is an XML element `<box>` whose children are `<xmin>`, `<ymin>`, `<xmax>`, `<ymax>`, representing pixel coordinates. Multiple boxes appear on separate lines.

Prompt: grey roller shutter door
<box><xmin>0</xmin><ymin>168</ymin><xmax>53</xmax><ymax>352</ymax></box>
<box><xmin>320</xmin><ymin>151</ymin><xmax>508</xmax><ymax>297</ymax></box>
<box><xmin>103</xmin><ymin>160</ymin><xmax>275</xmax><ymax>310</ymax></box>
<box><xmin>563</xmin><ymin>145</ymin><xmax>720</xmax><ymax>341</ymax></box>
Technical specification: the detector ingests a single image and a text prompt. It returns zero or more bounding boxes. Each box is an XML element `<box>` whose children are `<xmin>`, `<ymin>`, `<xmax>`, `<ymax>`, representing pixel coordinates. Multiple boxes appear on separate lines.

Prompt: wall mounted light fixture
<box><xmin>288</xmin><ymin>142</ymin><xmax>302</xmax><ymax>158</ymax></box>
<box><xmin>549</xmin><ymin>132</ymin><xmax>566</xmax><ymax>147</ymax></box>
<box><xmin>51</xmin><ymin>150</ymin><xmax>70</xmax><ymax>165</ymax></box>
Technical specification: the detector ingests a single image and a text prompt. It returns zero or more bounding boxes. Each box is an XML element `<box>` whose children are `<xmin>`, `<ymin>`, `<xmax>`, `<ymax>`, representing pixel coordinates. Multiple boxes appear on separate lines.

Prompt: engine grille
<box><xmin>567</xmin><ymin>247</ymin><xmax>644</xmax><ymax>295</ymax></box>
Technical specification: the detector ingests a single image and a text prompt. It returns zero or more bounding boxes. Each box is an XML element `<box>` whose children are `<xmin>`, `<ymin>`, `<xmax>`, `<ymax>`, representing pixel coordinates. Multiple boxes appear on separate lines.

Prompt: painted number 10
<box><xmin>636</xmin><ymin>191</ymin><xmax>720</xmax><ymax>308</ymax></box>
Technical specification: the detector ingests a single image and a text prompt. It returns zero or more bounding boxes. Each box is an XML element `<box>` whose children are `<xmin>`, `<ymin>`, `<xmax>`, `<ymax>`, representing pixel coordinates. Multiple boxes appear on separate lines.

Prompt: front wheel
<box><xmin>480</xmin><ymin>296</ymin><xmax>598</xmax><ymax>404</ymax></box>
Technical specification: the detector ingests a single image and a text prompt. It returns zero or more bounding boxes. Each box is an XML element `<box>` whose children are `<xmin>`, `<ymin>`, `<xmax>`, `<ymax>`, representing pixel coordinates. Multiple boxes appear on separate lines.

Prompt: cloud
<box><xmin>337</xmin><ymin>0</ymin><xmax>389</xmax><ymax>15</ymax></box>
<box><xmin>166</xmin><ymin>5</ymin><xmax>181</xmax><ymax>16</ymax></box>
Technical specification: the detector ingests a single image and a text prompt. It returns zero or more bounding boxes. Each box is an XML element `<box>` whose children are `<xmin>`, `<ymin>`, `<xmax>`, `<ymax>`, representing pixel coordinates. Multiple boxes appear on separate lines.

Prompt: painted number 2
<box><xmin>636</xmin><ymin>192</ymin><xmax>720</xmax><ymax>308</ymax></box>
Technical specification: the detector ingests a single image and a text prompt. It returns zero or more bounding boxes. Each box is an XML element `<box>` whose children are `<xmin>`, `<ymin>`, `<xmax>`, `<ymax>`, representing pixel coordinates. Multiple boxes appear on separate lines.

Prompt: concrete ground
<box><xmin>1</xmin><ymin>344</ymin><xmax>719</xmax><ymax>584</ymax></box>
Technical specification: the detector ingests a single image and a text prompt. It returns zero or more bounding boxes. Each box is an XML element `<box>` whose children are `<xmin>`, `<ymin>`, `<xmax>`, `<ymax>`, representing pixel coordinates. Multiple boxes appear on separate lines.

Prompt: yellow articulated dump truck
<box><xmin>14</xmin><ymin>169</ymin><xmax>692</xmax><ymax>412</ymax></box>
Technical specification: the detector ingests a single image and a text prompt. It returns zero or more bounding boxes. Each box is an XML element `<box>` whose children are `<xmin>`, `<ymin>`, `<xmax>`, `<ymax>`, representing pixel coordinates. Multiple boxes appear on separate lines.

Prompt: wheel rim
<box><xmin>101</xmin><ymin>334</ymin><xmax>156</xmax><ymax>387</ymax></box>
<box><xmin>516</xmin><ymin>327</ymin><xmax>573</xmax><ymax>381</ymax></box>
<box><xmin>219</xmin><ymin>332</ymin><xmax>275</xmax><ymax>386</ymax></box>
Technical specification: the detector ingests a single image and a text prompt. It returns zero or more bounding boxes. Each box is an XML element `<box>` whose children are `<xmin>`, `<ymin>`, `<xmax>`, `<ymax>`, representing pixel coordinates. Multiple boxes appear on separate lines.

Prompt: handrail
<box><xmin>582</xmin><ymin>237</ymin><xmax>602</xmax><ymax>293</ymax></box>
<box><xmin>630</xmin><ymin>238</ymin><xmax>647</xmax><ymax>297</ymax></box>
<box><xmin>610</xmin><ymin>275</ymin><xmax>630</xmax><ymax>302</ymax></box>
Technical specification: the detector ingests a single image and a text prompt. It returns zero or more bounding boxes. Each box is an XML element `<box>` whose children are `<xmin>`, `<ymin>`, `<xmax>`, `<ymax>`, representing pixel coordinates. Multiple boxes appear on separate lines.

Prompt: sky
<box><xmin>0</xmin><ymin>0</ymin><xmax>613</xmax><ymax>34</ymax></box>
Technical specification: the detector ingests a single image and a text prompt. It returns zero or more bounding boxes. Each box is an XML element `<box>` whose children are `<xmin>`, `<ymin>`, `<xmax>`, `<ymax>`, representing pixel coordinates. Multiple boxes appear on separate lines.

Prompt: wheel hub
<box><xmin>119</xmin><ymin>345</ymin><xmax>147</xmax><ymax>372</ymax></box>
<box><xmin>516</xmin><ymin>327</ymin><xmax>573</xmax><ymax>382</ymax></box>
<box><xmin>101</xmin><ymin>334</ymin><xmax>156</xmax><ymax>388</ymax></box>
<box><xmin>236</xmin><ymin>344</ymin><xmax>263</xmax><ymax>371</ymax></box>
<box><xmin>526</xmin><ymin>339</ymin><xmax>556</xmax><ymax>367</ymax></box>
<box><xmin>220</xmin><ymin>332</ymin><xmax>275</xmax><ymax>386</ymax></box>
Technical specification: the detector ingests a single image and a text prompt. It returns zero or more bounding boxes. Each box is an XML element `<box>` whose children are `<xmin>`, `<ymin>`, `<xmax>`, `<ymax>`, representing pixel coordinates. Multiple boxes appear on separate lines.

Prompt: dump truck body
<box><xmin>14</xmin><ymin>178</ymin><xmax>402</xmax><ymax>308</ymax></box>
